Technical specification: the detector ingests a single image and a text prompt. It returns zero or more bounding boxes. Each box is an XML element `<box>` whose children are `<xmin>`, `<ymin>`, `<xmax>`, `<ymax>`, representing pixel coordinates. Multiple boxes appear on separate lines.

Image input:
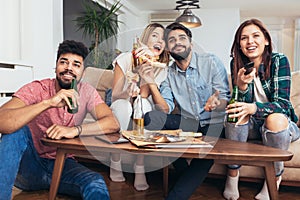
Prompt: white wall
<box><xmin>1</xmin><ymin>0</ymin><xmax>296</xmax><ymax>84</ymax></box>
<box><xmin>0</xmin><ymin>0</ymin><xmax>21</xmax><ymax>62</ymax></box>
<box><xmin>192</xmin><ymin>8</ymin><xmax>240</xmax><ymax>70</ymax></box>
<box><xmin>0</xmin><ymin>0</ymin><xmax>256</xmax><ymax>83</ymax></box>
<box><xmin>117</xmin><ymin>9</ymin><xmax>150</xmax><ymax>53</ymax></box>
<box><xmin>0</xmin><ymin>0</ymin><xmax>63</xmax><ymax>80</ymax></box>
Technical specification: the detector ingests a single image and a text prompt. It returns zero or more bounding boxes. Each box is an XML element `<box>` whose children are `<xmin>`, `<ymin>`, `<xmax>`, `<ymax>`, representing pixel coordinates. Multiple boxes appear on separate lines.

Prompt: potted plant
<box><xmin>74</xmin><ymin>0</ymin><xmax>122</xmax><ymax>68</ymax></box>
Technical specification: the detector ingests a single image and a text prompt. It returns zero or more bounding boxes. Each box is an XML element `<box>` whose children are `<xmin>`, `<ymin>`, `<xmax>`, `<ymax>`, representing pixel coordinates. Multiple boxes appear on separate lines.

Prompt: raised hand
<box><xmin>237</xmin><ymin>67</ymin><xmax>256</xmax><ymax>91</ymax></box>
<box><xmin>138</xmin><ymin>63</ymin><xmax>156</xmax><ymax>85</ymax></box>
<box><xmin>134</xmin><ymin>38</ymin><xmax>155</xmax><ymax>59</ymax></box>
<box><xmin>204</xmin><ymin>90</ymin><xmax>221</xmax><ymax>112</ymax></box>
<box><xmin>48</xmin><ymin>89</ymin><xmax>79</xmax><ymax>111</ymax></box>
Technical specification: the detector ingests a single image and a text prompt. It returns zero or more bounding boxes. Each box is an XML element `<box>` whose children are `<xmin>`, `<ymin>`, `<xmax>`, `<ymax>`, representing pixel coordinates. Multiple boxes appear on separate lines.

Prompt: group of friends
<box><xmin>0</xmin><ymin>18</ymin><xmax>299</xmax><ymax>200</ymax></box>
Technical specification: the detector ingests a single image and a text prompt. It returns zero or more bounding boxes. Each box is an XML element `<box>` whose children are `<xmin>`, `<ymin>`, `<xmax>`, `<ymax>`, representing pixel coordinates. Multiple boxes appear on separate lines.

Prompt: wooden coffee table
<box><xmin>41</xmin><ymin>135</ymin><xmax>293</xmax><ymax>200</ymax></box>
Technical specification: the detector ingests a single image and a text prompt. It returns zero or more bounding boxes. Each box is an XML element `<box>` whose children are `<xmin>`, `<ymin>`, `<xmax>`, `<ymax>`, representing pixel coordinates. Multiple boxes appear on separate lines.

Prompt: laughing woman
<box><xmin>109</xmin><ymin>23</ymin><xmax>169</xmax><ymax>191</ymax></box>
<box><xmin>223</xmin><ymin>18</ymin><xmax>300</xmax><ymax>200</ymax></box>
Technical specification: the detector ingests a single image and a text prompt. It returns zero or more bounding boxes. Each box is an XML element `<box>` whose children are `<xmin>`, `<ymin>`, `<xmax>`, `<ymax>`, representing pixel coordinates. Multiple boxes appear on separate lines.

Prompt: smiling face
<box><xmin>239</xmin><ymin>24</ymin><xmax>269</xmax><ymax>63</ymax></box>
<box><xmin>167</xmin><ymin>29</ymin><xmax>192</xmax><ymax>61</ymax></box>
<box><xmin>146</xmin><ymin>27</ymin><xmax>166</xmax><ymax>57</ymax></box>
<box><xmin>55</xmin><ymin>53</ymin><xmax>84</xmax><ymax>89</ymax></box>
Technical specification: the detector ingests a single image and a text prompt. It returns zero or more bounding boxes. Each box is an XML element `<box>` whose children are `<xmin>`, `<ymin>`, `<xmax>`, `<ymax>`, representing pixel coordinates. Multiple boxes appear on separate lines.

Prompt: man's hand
<box><xmin>47</xmin><ymin>89</ymin><xmax>79</xmax><ymax>110</ymax></box>
<box><xmin>204</xmin><ymin>90</ymin><xmax>221</xmax><ymax>112</ymax></box>
<box><xmin>46</xmin><ymin>124</ymin><xmax>78</xmax><ymax>139</ymax></box>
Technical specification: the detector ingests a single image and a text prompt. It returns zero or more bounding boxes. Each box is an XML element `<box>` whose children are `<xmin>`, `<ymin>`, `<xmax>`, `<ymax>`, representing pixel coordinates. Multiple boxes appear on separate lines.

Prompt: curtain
<box><xmin>294</xmin><ymin>19</ymin><xmax>300</xmax><ymax>71</ymax></box>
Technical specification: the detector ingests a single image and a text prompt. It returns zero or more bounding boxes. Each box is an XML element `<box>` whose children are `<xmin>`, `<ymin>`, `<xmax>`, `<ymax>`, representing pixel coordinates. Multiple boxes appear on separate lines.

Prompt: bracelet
<box><xmin>75</xmin><ymin>125</ymin><xmax>82</xmax><ymax>136</ymax></box>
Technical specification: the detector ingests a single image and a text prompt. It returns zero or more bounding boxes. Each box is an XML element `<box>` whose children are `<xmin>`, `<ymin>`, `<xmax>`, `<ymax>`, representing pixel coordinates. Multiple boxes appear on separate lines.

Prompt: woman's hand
<box><xmin>134</xmin><ymin>39</ymin><xmax>155</xmax><ymax>59</ymax></box>
<box><xmin>127</xmin><ymin>82</ymin><xmax>140</xmax><ymax>97</ymax></box>
<box><xmin>226</xmin><ymin>102</ymin><xmax>257</xmax><ymax>125</ymax></box>
<box><xmin>236</xmin><ymin>67</ymin><xmax>256</xmax><ymax>91</ymax></box>
<box><xmin>138</xmin><ymin>62</ymin><xmax>156</xmax><ymax>85</ymax></box>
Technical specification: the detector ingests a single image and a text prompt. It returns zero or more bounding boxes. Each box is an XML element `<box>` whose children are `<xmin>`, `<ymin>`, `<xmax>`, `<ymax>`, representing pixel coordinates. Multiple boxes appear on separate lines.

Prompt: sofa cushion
<box><xmin>82</xmin><ymin>67</ymin><xmax>114</xmax><ymax>100</ymax></box>
<box><xmin>285</xmin><ymin>138</ymin><xmax>300</xmax><ymax>167</ymax></box>
<box><xmin>291</xmin><ymin>71</ymin><xmax>300</xmax><ymax>121</ymax></box>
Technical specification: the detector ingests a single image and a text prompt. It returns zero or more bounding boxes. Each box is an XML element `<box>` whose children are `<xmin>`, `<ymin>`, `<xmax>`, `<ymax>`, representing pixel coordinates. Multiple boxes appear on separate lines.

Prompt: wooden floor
<box><xmin>12</xmin><ymin>162</ymin><xmax>300</xmax><ymax>200</ymax></box>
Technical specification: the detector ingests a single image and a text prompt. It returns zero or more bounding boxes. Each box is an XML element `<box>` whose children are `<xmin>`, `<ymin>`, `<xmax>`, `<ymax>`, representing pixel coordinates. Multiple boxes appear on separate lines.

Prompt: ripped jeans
<box><xmin>225</xmin><ymin>116</ymin><xmax>300</xmax><ymax>176</ymax></box>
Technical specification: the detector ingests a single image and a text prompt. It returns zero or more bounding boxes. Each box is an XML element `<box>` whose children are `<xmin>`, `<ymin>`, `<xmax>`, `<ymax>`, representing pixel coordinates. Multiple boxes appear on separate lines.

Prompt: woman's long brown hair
<box><xmin>230</xmin><ymin>18</ymin><xmax>273</xmax><ymax>85</ymax></box>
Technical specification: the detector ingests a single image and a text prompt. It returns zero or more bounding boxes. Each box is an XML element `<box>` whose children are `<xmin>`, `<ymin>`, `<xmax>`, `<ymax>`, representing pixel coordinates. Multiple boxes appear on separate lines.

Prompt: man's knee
<box><xmin>82</xmin><ymin>177</ymin><xmax>110</xmax><ymax>200</ymax></box>
<box><xmin>144</xmin><ymin>110</ymin><xmax>166</xmax><ymax>130</ymax></box>
<box><xmin>1</xmin><ymin>126</ymin><xmax>29</xmax><ymax>151</ymax></box>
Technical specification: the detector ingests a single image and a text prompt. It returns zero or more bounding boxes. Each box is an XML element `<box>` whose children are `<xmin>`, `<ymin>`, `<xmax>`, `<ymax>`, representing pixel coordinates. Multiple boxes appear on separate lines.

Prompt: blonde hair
<box><xmin>139</xmin><ymin>23</ymin><xmax>169</xmax><ymax>64</ymax></box>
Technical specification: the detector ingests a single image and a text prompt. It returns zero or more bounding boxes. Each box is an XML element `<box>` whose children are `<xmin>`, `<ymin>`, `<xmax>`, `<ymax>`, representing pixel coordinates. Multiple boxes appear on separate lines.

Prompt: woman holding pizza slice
<box><xmin>109</xmin><ymin>23</ymin><xmax>169</xmax><ymax>191</ymax></box>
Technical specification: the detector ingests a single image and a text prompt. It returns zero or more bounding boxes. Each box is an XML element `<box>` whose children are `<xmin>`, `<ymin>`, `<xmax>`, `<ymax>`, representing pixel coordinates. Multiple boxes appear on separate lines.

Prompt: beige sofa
<box><xmin>81</xmin><ymin>67</ymin><xmax>300</xmax><ymax>186</ymax></box>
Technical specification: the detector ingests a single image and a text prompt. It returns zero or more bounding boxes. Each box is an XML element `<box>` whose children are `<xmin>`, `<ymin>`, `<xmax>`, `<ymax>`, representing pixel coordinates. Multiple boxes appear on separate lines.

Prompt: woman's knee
<box><xmin>141</xmin><ymin>98</ymin><xmax>152</xmax><ymax>113</ymax></box>
<box><xmin>265</xmin><ymin>113</ymin><xmax>288</xmax><ymax>132</ymax></box>
<box><xmin>111</xmin><ymin>99</ymin><xmax>132</xmax><ymax>118</ymax></box>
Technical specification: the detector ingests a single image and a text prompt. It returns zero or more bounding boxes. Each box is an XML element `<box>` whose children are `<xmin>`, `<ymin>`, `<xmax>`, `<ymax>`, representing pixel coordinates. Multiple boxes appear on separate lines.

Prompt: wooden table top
<box><xmin>41</xmin><ymin>135</ymin><xmax>293</xmax><ymax>163</ymax></box>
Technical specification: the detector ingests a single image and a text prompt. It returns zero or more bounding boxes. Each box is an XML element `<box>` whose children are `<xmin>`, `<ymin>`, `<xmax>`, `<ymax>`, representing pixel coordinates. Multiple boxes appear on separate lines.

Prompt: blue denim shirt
<box><xmin>160</xmin><ymin>52</ymin><xmax>230</xmax><ymax>126</ymax></box>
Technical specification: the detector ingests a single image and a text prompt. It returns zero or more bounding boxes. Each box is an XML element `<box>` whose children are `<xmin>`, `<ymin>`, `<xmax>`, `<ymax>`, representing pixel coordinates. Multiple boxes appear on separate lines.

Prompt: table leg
<box><xmin>264</xmin><ymin>162</ymin><xmax>278</xmax><ymax>200</ymax></box>
<box><xmin>49</xmin><ymin>148</ymin><xmax>67</xmax><ymax>200</ymax></box>
<box><xmin>163</xmin><ymin>158</ymin><xmax>169</xmax><ymax>197</ymax></box>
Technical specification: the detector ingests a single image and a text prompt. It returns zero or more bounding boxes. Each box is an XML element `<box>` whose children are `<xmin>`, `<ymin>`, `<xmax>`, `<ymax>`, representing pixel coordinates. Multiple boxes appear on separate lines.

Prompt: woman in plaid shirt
<box><xmin>223</xmin><ymin>18</ymin><xmax>300</xmax><ymax>200</ymax></box>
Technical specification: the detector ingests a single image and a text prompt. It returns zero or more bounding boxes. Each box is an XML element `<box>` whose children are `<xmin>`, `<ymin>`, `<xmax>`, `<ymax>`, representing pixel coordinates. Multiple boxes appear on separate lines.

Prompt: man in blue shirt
<box><xmin>143</xmin><ymin>22</ymin><xmax>230</xmax><ymax>199</ymax></box>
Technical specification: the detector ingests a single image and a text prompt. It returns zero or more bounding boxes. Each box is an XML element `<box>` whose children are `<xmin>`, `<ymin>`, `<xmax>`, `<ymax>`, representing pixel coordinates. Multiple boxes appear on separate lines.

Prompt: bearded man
<box><xmin>143</xmin><ymin>22</ymin><xmax>230</xmax><ymax>200</ymax></box>
<box><xmin>0</xmin><ymin>40</ymin><xmax>120</xmax><ymax>200</ymax></box>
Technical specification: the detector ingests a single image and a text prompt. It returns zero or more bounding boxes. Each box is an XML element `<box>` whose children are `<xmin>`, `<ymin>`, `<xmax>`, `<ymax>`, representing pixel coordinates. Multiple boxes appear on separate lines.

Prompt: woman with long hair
<box><xmin>223</xmin><ymin>18</ymin><xmax>300</xmax><ymax>200</ymax></box>
<box><xmin>109</xmin><ymin>23</ymin><xmax>169</xmax><ymax>191</ymax></box>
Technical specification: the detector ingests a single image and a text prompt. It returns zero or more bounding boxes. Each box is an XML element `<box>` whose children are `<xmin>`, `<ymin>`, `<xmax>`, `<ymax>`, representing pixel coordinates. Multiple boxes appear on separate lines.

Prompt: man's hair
<box><xmin>164</xmin><ymin>22</ymin><xmax>192</xmax><ymax>46</ymax></box>
<box><xmin>56</xmin><ymin>40</ymin><xmax>89</xmax><ymax>63</ymax></box>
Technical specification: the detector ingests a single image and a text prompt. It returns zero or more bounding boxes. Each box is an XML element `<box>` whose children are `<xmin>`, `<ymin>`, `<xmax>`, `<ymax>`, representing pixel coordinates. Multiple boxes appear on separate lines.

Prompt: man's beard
<box><xmin>57</xmin><ymin>70</ymin><xmax>76</xmax><ymax>89</ymax></box>
<box><xmin>170</xmin><ymin>46</ymin><xmax>191</xmax><ymax>61</ymax></box>
<box><xmin>57</xmin><ymin>77</ymin><xmax>71</xmax><ymax>89</ymax></box>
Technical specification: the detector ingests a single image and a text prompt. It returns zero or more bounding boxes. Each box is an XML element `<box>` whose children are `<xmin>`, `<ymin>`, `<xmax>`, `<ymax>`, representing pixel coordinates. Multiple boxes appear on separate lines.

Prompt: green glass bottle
<box><xmin>67</xmin><ymin>79</ymin><xmax>78</xmax><ymax>114</ymax></box>
<box><xmin>227</xmin><ymin>86</ymin><xmax>238</xmax><ymax>123</ymax></box>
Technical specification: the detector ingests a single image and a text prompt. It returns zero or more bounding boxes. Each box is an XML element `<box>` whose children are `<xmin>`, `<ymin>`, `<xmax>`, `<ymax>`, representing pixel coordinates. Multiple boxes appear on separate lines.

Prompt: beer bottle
<box><xmin>131</xmin><ymin>36</ymin><xmax>139</xmax><ymax>70</ymax></box>
<box><xmin>227</xmin><ymin>86</ymin><xmax>238</xmax><ymax>123</ymax></box>
<box><xmin>67</xmin><ymin>78</ymin><xmax>78</xmax><ymax>114</ymax></box>
<box><xmin>133</xmin><ymin>94</ymin><xmax>144</xmax><ymax>136</ymax></box>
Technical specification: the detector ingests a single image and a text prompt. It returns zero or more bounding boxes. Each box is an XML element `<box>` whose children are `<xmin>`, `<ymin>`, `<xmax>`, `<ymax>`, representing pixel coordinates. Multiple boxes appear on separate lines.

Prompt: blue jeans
<box><xmin>144</xmin><ymin>110</ymin><xmax>225</xmax><ymax>138</ymax></box>
<box><xmin>0</xmin><ymin>126</ymin><xmax>110</xmax><ymax>200</ymax></box>
<box><xmin>145</xmin><ymin>110</ymin><xmax>220</xmax><ymax>200</ymax></box>
<box><xmin>225</xmin><ymin>116</ymin><xmax>300</xmax><ymax>176</ymax></box>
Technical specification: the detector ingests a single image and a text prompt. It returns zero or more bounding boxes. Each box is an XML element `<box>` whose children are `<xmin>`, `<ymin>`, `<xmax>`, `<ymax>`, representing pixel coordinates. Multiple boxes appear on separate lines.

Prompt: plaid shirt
<box><xmin>230</xmin><ymin>53</ymin><xmax>298</xmax><ymax>122</ymax></box>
